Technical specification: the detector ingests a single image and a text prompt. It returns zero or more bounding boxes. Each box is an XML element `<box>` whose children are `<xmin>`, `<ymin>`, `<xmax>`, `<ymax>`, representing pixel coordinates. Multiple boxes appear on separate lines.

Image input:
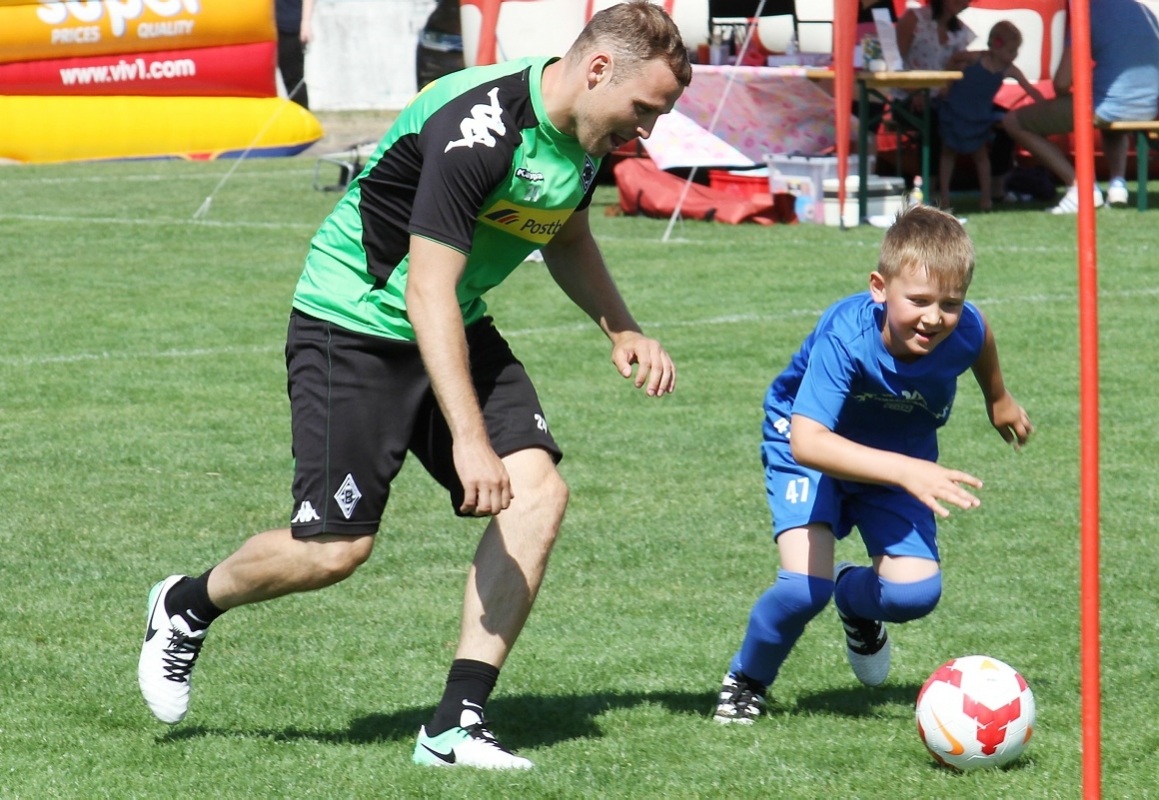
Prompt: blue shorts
<box><xmin>1096</xmin><ymin>67</ymin><xmax>1159</xmax><ymax>123</ymax></box>
<box><xmin>761</xmin><ymin>429</ymin><xmax>939</xmax><ymax>561</ymax></box>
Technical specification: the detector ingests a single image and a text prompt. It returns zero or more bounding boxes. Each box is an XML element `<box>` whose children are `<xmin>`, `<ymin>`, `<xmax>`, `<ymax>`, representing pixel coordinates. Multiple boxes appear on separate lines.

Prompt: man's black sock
<box><xmin>163</xmin><ymin>569</ymin><xmax>224</xmax><ymax>631</ymax></box>
<box><xmin>426</xmin><ymin>659</ymin><xmax>499</xmax><ymax>736</ymax></box>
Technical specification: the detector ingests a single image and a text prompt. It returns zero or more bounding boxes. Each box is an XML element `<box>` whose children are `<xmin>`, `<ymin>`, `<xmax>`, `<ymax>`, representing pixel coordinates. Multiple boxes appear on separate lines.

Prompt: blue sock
<box><xmin>731</xmin><ymin>570</ymin><xmax>834</xmax><ymax>687</ymax></box>
<box><xmin>835</xmin><ymin>567</ymin><xmax>942</xmax><ymax>623</ymax></box>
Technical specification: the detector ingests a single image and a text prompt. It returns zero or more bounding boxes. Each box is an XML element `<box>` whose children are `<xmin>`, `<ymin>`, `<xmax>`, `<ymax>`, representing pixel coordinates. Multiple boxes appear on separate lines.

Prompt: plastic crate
<box><xmin>765</xmin><ymin>154</ymin><xmax>871</xmax><ymax>223</ymax></box>
<box><xmin>708</xmin><ymin>168</ymin><xmax>771</xmax><ymax>201</ymax></box>
<box><xmin>822</xmin><ymin>175</ymin><xmax>906</xmax><ymax>227</ymax></box>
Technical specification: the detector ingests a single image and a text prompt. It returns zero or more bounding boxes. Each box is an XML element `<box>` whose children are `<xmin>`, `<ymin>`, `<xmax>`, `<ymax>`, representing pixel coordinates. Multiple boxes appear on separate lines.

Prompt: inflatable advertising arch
<box><xmin>0</xmin><ymin>0</ymin><xmax>323</xmax><ymax>163</ymax></box>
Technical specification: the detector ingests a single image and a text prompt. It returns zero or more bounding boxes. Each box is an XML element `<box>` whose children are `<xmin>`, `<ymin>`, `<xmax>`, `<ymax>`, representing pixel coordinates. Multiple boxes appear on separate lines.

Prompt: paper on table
<box><xmin>873</xmin><ymin>8</ymin><xmax>904</xmax><ymax>71</ymax></box>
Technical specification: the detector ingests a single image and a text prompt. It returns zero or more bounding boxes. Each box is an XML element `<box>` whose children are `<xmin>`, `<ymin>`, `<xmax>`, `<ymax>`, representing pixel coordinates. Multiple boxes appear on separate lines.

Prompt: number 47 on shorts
<box><xmin>785</xmin><ymin>477</ymin><xmax>810</xmax><ymax>504</ymax></box>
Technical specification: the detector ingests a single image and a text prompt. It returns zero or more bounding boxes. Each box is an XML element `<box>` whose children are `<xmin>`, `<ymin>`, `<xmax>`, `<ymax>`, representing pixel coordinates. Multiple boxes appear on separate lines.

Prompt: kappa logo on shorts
<box><xmin>291</xmin><ymin>500</ymin><xmax>320</xmax><ymax>524</ymax></box>
<box><xmin>534</xmin><ymin>413</ymin><xmax>548</xmax><ymax>433</ymax></box>
<box><xmin>334</xmin><ymin>473</ymin><xmax>363</xmax><ymax>520</ymax></box>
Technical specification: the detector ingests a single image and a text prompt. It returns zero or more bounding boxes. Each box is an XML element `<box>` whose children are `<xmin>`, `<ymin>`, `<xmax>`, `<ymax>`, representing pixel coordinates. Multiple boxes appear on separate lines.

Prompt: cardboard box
<box><xmin>765</xmin><ymin>154</ymin><xmax>872</xmax><ymax>224</ymax></box>
<box><xmin>822</xmin><ymin>175</ymin><xmax>906</xmax><ymax>227</ymax></box>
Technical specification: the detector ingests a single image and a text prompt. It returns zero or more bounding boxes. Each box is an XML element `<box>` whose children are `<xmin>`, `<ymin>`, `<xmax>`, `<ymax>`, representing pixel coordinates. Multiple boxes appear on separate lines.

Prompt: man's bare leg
<box><xmin>414</xmin><ymin>448</ymin><xmax>568</xmax><ymax>769</ymax></box>
<box><xmin>140</xmin><ymin>530</ymin><xmax>375</xmax><ymax>723</ymax></box>
<box><xmin>456</xmin><ymin>447</ymin><xmax>569</xmax><ymax>666</ymax></box>
<box><xmin>207</xmin><ymin>530</ymin><xmax>375</xmax><ymax>610</ymax></box>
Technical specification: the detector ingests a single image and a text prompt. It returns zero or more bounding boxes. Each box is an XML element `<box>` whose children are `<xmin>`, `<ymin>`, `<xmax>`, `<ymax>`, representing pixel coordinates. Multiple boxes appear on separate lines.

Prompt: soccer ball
<box><xmin>915</xmin><ymin>655</ymin><xmax>1035</xmax><ymax>771</ymax></box>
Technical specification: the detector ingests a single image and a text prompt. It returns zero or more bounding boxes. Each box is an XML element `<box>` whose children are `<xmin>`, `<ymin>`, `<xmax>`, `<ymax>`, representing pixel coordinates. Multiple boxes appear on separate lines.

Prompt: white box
<box><xmin>765</xmin><ymin>154</ymin><xmax>873</xmax><ymax>224</ymax></box>
<box><xmin>822</xmin><ymin>175</ymin><xmax>906</xmax><ymax>227</ymax></box>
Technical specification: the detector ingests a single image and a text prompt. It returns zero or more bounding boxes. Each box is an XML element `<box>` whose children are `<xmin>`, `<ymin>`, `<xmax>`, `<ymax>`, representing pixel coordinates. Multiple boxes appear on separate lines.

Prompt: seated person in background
<box><xmin>893</xmin><ymin>0</ymin><xmax>975</xmax><ymax>189</ymax></box>
<box><xmin>938</xmin><ymin>21</ymin><xmax>1043</xmax><ymax>210</ymax></box>
<box><xmin>1003</xmin><ymin>0</ymin><xmax>1159</xmax><ymax>213</ymax></box>
<box><xmin>895</xmin><ymin>0</ymin><xmax>976</xmax><ymax>99</ymax></box>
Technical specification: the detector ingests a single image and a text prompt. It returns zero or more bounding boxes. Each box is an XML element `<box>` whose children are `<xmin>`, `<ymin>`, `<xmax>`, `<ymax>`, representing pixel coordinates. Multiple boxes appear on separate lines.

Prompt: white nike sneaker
<box><xmin>413</xmin><ymin>722</ymin><xmax>533</xmax><ymax>769</ymax></box>
<box><xmin>138</xmin><ymin>575</ymin><xmax>207</xmax><ymax>724</ymax></box>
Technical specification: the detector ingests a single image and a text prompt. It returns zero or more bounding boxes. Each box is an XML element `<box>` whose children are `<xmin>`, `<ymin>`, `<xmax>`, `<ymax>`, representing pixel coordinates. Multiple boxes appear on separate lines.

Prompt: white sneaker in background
<box><xmin>1107</xmin><ymin>180</ymin><xmax>1129</xmax><ymax>207</ymax></box>
<box><xmin>1050</xmin><ymin>184</ymin><xmax>1104</xmax><ymax>214</ymax></box>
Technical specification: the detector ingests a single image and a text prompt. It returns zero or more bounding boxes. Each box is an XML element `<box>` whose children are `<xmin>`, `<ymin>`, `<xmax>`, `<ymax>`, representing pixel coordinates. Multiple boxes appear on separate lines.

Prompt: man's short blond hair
<box><xmin>567</xmin><ymin>1</ymin><xmax>692</xmax><ymax>87</ymax></box>
<box><xmin>879</xmin><ymin>205</ymin><xmax>975</xmax><ymax>292</ymax></box>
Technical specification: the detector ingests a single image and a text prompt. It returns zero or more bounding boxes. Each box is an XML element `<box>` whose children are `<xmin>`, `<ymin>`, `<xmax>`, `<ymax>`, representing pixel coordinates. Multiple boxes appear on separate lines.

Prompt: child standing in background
<box><xmin>938</xmin><ymin>21</ymin><xmax>1043</xmax><ymax>210</ymax></box>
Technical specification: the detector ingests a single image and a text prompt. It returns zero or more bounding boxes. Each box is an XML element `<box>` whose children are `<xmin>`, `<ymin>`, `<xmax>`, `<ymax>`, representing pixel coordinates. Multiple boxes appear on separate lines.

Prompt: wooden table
<box><xmin>1097</xmin><ymin>118</ymin><xmax>1159</xmax><ymax>211</ymax></box>
<box><xmin>811</xmin><ymin>70</ymin><xmax>962</xmax><ymax>224</ymax></box>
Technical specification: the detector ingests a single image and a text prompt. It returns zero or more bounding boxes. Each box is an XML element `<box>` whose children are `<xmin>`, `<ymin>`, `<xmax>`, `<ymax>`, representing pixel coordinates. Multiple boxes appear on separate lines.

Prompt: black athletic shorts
<box><xmin>284</xmin><ymin>310</ymin><xmax>562</xmax><ymax>536</ymax></box>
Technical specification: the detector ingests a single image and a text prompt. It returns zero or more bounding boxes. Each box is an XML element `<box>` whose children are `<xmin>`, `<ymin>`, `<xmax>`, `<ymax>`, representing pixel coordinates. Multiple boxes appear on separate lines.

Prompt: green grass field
<box><xmin>2</xmin><ymin>156</ymin><xmax>1156</xmax><ymax>798</ymax></box>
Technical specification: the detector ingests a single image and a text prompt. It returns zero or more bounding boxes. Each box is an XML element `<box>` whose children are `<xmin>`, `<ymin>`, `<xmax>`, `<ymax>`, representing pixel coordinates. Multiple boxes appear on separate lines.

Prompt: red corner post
<box><xmin>833</xmin><ymin>0</ymin><xmax>856</xmax><ymax>222</ymax></box>
<box><xmin>1068</xmin><ymin>1</ymin><xmax>1101</xmax><ymax>797</ymax></box>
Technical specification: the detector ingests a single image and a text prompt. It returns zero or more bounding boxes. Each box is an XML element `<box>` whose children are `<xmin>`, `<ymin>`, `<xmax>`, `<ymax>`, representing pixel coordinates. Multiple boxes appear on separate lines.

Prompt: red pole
<box><xmin>1068</xmin><ymin>1</ymin><xmax>1101</xmax><ymax>797</ymax></box>
<box><xmin>473</xmin><ymin>0</ymin><xmax>502</xmax><ymax>66</ymax></box>
<box><xmin>833</xmin><ymin>0</ymin><xmax>856</xmax><ymax>215</ymax></box>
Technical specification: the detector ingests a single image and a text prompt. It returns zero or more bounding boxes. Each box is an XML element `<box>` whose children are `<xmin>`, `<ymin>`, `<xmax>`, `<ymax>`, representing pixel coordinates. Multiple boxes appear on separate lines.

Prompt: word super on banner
<box><xmin>0</xmin><ymin>0</ymin><xmax>275</xmax><ymax>64</ymax></box>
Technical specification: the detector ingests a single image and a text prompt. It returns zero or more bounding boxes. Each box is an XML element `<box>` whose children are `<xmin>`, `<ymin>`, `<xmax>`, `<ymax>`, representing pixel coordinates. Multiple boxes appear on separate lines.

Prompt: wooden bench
<box><xmin>1098</xmin><ymin>120</ymin><xmax>1159</xmax><ymax>211</ymax></box>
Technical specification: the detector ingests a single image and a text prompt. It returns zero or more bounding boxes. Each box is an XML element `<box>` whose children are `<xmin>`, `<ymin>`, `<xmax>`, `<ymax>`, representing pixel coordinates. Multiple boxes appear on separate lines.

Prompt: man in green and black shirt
<box><xmin>138</xmin><ymin>0</ymin><xmax>691</xmax><ymax>770</ymax></box>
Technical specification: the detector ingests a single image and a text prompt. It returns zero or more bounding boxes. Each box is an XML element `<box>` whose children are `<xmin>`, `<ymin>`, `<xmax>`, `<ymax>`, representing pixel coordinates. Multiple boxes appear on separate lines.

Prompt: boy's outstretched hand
<box><xmin>987</xmin><ymin>392</ymin><xmax>1033</xmax><ymax>450</ymax></box>
<box><xmin>900</xmin><ymin>461</ymin><xmax>984</xmax><ymax>520</ymax></box>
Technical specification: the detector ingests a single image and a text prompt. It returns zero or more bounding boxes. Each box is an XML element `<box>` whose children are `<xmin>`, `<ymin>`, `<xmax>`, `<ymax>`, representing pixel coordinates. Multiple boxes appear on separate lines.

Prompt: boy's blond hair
<box><xmin>988</xmin><ymin>20</ymin><xmax>1022</xmax><ymax>49</ymax></box>
<box><xmin>566</xmin><ymin>0</ymin><xmax>692</xmax><ymax>87</ymax></box>
<box><xmin>879</xmin><ymin>205</ymin><xmax>975</xmax><ymax>291</ymax></box>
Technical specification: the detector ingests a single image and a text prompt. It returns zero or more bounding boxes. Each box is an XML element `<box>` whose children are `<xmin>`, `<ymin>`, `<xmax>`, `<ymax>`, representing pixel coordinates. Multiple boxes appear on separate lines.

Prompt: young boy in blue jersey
<box><xmin>714</xmin><ymin>204</ymin><xmax>1033</xmax><ymax>723</ymax></box>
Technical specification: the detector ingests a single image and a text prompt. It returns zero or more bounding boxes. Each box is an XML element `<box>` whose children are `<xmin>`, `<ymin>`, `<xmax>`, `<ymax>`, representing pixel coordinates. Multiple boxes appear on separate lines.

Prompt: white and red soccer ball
<box><xmin>915</xmin><ymin>655</ymin><xmax>1035</xmax><ymax>771</ymax></box>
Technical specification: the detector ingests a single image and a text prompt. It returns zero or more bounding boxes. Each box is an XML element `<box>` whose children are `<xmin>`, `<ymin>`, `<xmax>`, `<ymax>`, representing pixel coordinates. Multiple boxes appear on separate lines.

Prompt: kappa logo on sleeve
<box><xmin>445</xmin><ymin>87</ymin><xmax>507</xmax><ymax>152</ymax></box>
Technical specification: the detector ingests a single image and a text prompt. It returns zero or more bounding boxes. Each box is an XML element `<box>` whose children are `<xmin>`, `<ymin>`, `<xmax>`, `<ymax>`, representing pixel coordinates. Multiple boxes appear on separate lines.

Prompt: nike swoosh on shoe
<box><xmin>421</xmin><ymin>744</ymin><xmax>456</xmax><ymax>764</ymax></box>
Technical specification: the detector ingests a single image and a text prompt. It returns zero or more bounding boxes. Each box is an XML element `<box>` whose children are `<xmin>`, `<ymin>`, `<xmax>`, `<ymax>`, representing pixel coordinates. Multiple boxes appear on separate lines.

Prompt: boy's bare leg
<box><xmin>939</xmin><ymin>147</ymin><xmax>956</xmax><ymax>208</ymax></box>
<box><xmin>975</xmin><ymin>149</ymin><xmax>992</xmax><ymax>211</ymax></box>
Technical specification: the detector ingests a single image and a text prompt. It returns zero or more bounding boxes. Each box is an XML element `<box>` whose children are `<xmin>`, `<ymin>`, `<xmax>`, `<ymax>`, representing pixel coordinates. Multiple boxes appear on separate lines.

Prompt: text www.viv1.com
<box><xmin>58</xmin><ymin>57</ymin><xmax>196</xmax><ymax>86</ymax></box>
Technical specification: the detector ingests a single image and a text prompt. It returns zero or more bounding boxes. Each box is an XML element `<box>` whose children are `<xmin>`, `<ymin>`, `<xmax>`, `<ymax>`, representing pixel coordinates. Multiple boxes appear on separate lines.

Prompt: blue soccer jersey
<box><xmin>764</xmin><ymin>291</ymin><xmax>984</xmax><ymax>461</ymax></box>
<box><xmin>761</xmin><ymin>292</ymin><xmax>986</xmax><ymax>555</ymax></box>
